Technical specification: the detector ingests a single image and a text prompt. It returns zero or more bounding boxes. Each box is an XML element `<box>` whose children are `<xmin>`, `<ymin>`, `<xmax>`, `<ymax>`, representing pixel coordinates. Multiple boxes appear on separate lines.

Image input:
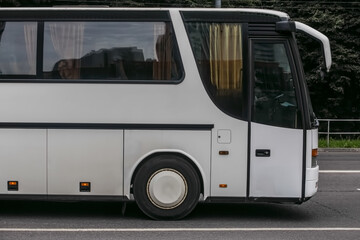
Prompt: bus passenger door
<box><xmin>249</xmin><ymin>40</ymin><xmax>304</xmax><ymax>198</ymax></box>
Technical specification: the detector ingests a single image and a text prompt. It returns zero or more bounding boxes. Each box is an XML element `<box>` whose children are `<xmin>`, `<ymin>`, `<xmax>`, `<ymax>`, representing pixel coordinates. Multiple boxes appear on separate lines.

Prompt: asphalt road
<box><xmin>0</xmin><ymin>151</ymin><xmax>359</xmax><ymax>240</ymax></box>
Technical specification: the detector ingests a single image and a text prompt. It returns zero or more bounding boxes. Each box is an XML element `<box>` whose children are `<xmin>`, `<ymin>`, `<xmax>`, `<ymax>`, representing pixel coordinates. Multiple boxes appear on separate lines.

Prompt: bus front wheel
<box><xmin>133</xmin><ymin>154</ymin><xmax>200</xmax><ymax>220</ymax></box>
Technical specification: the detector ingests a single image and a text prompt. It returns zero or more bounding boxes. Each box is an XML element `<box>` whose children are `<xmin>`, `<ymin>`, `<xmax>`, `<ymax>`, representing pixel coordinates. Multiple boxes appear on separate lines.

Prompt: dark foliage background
<box><xmin>1</xmin><ymin>1</ymin><xmax>359</xmax><ymax>128</ymax></box>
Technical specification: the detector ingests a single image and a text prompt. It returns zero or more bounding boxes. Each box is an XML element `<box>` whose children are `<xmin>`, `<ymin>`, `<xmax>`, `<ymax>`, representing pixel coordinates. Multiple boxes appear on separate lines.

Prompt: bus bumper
<box><xmin>305</xmin><ymin>165</ymin><xmax>319</xmax><ymax>197</ymax></box>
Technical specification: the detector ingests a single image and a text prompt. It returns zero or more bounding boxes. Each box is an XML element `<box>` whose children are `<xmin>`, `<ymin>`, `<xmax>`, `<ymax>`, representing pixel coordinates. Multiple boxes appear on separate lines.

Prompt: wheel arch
<box><xmin>130</xmin><ymin>149</ymin><xmax>206</xmax><ymax>198</ymax></box>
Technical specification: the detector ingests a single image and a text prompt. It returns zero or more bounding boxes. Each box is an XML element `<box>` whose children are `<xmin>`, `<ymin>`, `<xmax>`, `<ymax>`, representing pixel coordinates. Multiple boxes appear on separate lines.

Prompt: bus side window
<box><xmin>185</xmin><ymin>22</ymin><xmax>245</xmax><ymax>119</ymax></box>
<box><xmin>0</xmin><ymin>22</ymin><xmax>37</xmax><ymax>76</ymax></box>
<box><xmin>43</xmin><ymin>21</ymin><xmax>182</xmax><ymax>81</ymax></box>
<box><xmin>252</xmin><ymin>42</ymin><xmax>301</xmax><ymax>129</ymax></box>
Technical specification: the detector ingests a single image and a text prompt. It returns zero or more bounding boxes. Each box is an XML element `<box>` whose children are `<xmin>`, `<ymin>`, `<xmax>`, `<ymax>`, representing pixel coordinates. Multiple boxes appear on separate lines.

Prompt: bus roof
<box><xmin>0</xmin><ymin>7</ymin><xmax>290</xmax><ymax>21</ymax></box>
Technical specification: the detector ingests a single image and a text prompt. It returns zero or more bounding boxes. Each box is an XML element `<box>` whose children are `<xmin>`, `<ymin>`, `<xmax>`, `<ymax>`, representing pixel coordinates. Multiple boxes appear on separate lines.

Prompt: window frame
<box><xmin>0</xmin><ymin>10</ymin><xmax>184</xmax><ymax>84</ymax></box>
<box><xmin>250</xmin><ymin>37</ymin><xmax>305</xmax><ymax>129</ymax></box>
<box><xmin>182</xmin><ymin>20</ymin><xmax>249</xmax><ymax>121</ymax></box>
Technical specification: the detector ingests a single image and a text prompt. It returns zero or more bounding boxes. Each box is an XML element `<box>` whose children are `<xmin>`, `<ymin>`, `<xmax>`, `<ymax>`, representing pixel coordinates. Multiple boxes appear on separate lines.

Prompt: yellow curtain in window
<box><xmin>209</xmin><ymin>23</ymin><xmax>242</xmax><ymax>91</ymax></box>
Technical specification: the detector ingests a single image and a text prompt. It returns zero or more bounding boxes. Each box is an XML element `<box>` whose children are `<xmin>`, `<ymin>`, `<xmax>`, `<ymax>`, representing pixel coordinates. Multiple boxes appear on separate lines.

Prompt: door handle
<box><xmin>256</xmin><ymin>149</ymin><xmax>271</xmax><ymax>157</ymax></box>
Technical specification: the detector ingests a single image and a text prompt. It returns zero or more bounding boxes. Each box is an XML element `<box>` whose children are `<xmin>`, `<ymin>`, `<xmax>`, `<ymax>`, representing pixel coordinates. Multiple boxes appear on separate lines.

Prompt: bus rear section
<box><xmin>0</xmin><ymin>8</ymin><xmax>330</xmax><ymax>219</ymax></box>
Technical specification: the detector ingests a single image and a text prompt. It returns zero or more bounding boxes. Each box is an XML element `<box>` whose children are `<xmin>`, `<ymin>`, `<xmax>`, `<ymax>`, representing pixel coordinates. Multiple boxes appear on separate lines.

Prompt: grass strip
<box><xmin>319</xmin><ymin>138</ymin><xmax>360</xmax><ymax>148</ymax></box>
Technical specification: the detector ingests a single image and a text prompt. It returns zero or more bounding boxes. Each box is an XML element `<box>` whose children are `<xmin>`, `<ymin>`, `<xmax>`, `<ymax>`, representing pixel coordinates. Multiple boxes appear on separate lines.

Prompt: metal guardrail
<box><xmin>318</xmin><ymin>119</ymin><xmax>360</xmax><ymax>147</ymax></box>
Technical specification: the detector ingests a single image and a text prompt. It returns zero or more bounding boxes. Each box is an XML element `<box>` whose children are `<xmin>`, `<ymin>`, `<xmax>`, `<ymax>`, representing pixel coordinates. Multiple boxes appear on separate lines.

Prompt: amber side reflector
<box><xmin>80</xmin><ymin>182</ymin><xmax>91</xmax><ymax>192</ymax></box>
<box><xmin>219</xmin><ymin>151</ymin><xmax>229</xmax><ymax>155</ymax></box>
<box><xmin>219</xmin><ymin>184</ymin><xmax>228</xmax><ymax>188</ymax></box>
<box><xmin>8</xmin><ymin>181</ymin><xmax>18</xmax><ymax>191</ymax></box>
<box><xmin>312</xmin><ymin>149</ymin><xmax>318</xmax><ymax>157</ymax></box>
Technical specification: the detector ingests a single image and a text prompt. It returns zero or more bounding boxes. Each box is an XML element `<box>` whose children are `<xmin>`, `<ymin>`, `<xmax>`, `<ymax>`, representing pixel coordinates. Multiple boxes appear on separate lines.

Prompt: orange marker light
<box><xmin>219</xmin><ymin>184</ymin><xmax>228</xmax><ymax>188</ymax></box>
<box><xmin>80</xmin><ymin>182</ymin><xmax>90</xmax><ymax>187</ymax></box>
<box><xmin>219</xmin><ymin>151</ymin><xmax>229</xmax><ymax>155</ymax></box>
<box><xmin>312</xmin><ymin>149</ymin><xmax>318</xmax><ymax>157</ymax></box>
<box><xmin>80</xmin><ymin>182</ymin><xmax>91</xmax><ymax>192</ymax></box>
<box><xmin>8</xmin><ymin>181</ymin><xmax>19</xmax><ymax>191</ymax></box>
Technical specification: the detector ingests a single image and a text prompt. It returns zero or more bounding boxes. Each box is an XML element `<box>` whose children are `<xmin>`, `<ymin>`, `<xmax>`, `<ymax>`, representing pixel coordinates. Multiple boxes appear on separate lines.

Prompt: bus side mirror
<box><xmin>294</xmin><ymin>21</ymin><xmax>332</xmax><ymax>72</ymax></box>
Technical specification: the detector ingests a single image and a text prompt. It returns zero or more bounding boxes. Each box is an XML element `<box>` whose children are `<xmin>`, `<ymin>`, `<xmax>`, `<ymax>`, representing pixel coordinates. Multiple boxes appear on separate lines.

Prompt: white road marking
<box><xmin>0</xmin><ymin>228</ymin><xmax>360</xmax><ymax>232</ymax></box>
<box><xmin>319</xmin><ymin>170</ymin><xmax>360</xmax><ymax>173</ymax></box>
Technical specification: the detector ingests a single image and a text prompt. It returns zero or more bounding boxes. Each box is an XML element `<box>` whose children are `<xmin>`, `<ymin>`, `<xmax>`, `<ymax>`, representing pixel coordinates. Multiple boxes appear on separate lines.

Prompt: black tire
<box><xmin>133</xmin><ymin>154</ymin><xmax>201</xmax><ymax>220</ymax></box>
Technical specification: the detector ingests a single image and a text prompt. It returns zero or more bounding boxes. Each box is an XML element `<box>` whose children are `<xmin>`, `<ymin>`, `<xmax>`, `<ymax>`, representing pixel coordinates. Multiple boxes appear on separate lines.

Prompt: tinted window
<box><xmin>252</xmin><ymin>42</ymin><xmax>301</xmax><ymax>129</ymax></box>
<box><xmin>43</xmin><ymin>22</ymin><xmax>182</xmax><ymax>81</ymax></box>
<box><xmin>185</xmin><ymin>22</ymin><xmax>245</xmax><ymax>119</ymax></box>
<box><xmin>0</xmin><ymin>22</ymin><xmax>37</xmax><ymax>76</ymax></box>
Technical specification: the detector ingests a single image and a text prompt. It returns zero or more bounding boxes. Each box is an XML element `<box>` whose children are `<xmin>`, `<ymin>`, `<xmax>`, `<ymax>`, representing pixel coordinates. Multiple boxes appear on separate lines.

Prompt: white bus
<box><xmin>0</xmin><ymin>7</ymin><xmax>331</xmax><ymax>220</ymax></box>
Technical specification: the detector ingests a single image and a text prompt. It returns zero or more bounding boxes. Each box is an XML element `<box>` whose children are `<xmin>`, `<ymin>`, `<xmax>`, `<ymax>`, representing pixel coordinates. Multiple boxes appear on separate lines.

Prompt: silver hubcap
<box><xmin>147</xmin><ymin>168</ymin><xmax>188</xmax><ymax>209</ymax></box>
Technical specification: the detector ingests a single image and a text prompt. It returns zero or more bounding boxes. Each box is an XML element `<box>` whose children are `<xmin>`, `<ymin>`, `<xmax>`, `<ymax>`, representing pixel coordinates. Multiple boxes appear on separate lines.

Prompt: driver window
<box><xmin>252</xmin><ymin>42</ymin><xmax>301</xmax><ymax>129</ymax></box>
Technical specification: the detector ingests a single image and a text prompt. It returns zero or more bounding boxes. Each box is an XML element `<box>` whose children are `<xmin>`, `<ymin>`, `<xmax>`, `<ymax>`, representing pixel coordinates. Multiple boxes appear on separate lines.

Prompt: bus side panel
<box><xmin>0</xmin><ymin>129</ymin><xmax>47</xmax><ymax>194</ymax></box>
<box><xmin>250</xmin><ymin>123</ymin><xmax>303</xmax><ymax>198</ymax></box>
<box><xmin>171</xmin><ymin>10</ymin><xmax>249</xmax><ymax>198</ymax></box>
<box><xmin>211</xmin><ymin>122</ymin><xmax>248</xmax><ymax>197</ymax></box>
<box><xmin>124</xmin><ymin>130</ymin><xmax>211</xmax><ymax>199</ymax></box>
<box><xmin>47</xmin><ymin>129</ymin><xmax>123</xmax><ymax>195</ymax></box>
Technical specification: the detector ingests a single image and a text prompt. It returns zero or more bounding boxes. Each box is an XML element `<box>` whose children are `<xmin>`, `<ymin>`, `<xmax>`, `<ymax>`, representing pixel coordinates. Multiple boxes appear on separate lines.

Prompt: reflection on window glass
<box><xmin>0</xmin><ymin>22</ymin><xmax>37</xmax><ymax>75</ymax></box>
<box><xmin>253</xmin><ymin>42</ymin><xmax>301</xmax><ymax>129</ymax></box>
<box><xmin>185</xmin><ymin>22</ymin><xmax>244</xmax><ymax>119</ymax></box>
<box><xmin>43</xmin><ymin>22</ymin><xmax>181</xmax><ymax>81</ymax></box>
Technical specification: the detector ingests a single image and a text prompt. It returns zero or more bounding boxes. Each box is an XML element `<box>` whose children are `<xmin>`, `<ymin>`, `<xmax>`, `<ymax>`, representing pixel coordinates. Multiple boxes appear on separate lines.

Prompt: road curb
<box><xmin>319</xmin><ymin>148</ymin><xmax>360</xmax><ymax>152</ymax></box>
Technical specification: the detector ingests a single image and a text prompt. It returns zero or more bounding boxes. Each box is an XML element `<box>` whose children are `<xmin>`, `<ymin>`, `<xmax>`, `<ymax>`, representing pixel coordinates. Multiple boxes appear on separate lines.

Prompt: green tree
<box><xmin>275</xmin><ymin>1</ymin><xmax>360</xmax><ymax>121</ymax></box>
